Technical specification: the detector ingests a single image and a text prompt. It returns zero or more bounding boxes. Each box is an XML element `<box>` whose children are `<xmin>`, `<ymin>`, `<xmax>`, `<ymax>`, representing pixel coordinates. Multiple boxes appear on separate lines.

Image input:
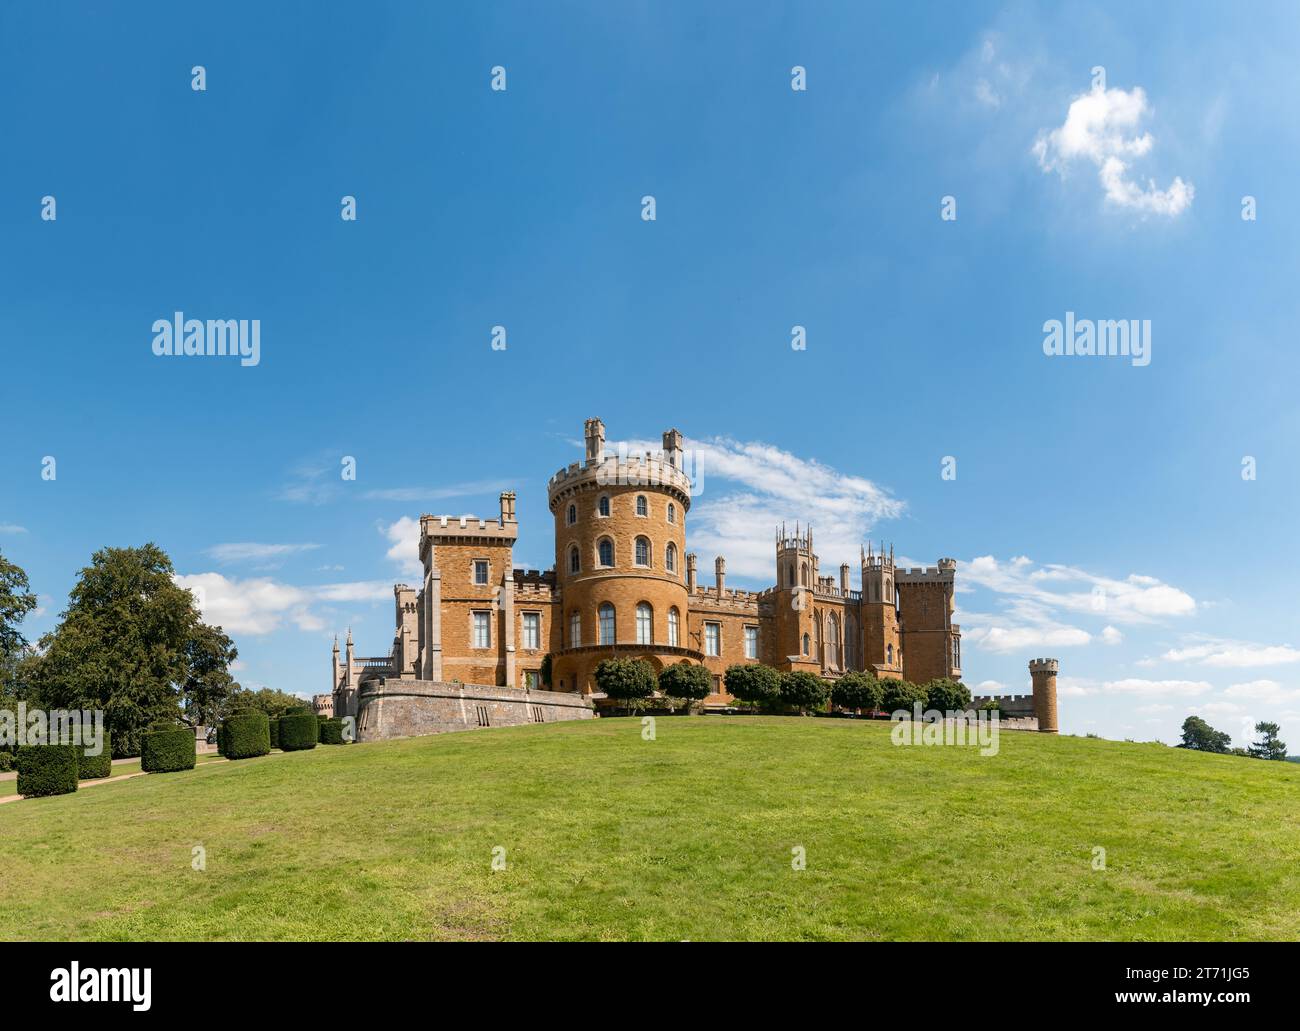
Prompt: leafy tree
<box><xmin>831</xmin><ymin>671</ymin><xmax>882</xmax><ymax>713</ymax></box>
<box><xmin>779</xmin><ymin>671</ymin><xmax>829</xmax><ymax>715</ymax></box>
<box><xmin>594</xmin><ymin>657</ymin><xmax>657</xmax><ymax>713</ymax></box>
<box><xmin>924</xmin><ymin>677</ymin><xmax>971</xmax><ymax>713</ymax></box>
<box><xmin>1179</xmin><ymin>715</ymin><xmax>1232</xmax><ymax>754</ymax></box>
<box><xmin>181</xmin><ymin>622</ymin><xmax>238</xmax><ymax>727</ymax></box>
<box><xmin>27</xmin><ymin>543</ymin><xmax>237</xmax><ymax>757</ymax></box>
<box><xmin>217</xmin><ymin>685</ymin><xmax>304</xmax><ymax>721</ymax></box>
<box><xmin>880</xmin><ymin>678</ymin><xmax>927</xmax><ymax>715</ymax></box>
<box><xmin>724</xmin><ymin>663</ymin><xmax>781</xmax><ymax>710</ymax></box>
<box><xmin>538</xmin><ymin>653</ymin><xmax>553</xmax><ymax>688</ymax></box>
<box><xmin>658</xmin><ymin>663</ymin><xmax>712</xmax><ymax>712</ymax></box>
<box><xmin>1248</xmin><ymin>721</ymin><xmax>1288</xmax><ymax>761</ymax></box>
<box><xmin>0</xmin><ymin>548</ymin><xmax>38</xmax><ymax>661</ymax></box>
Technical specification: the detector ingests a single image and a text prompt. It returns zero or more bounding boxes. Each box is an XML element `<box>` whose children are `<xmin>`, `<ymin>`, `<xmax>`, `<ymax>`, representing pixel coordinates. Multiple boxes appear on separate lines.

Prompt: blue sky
<box><xmin>2</xmin><ymin>1</ymin><xmax>1298</xmax><ymax>744</ymax></box>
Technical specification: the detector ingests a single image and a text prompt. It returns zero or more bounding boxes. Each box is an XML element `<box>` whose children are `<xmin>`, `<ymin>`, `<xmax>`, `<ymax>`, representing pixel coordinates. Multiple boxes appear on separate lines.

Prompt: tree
<box><xmin>594</xmin><ymin>657</ymin><xmax>657</xmax><ymax>713</ymax></box>
<box><xmin>28</xmin><ymin>543</ymin><xmax>237</xmax><ymax>757</ymax></box>
<box><xmin>538</xmin><ymin>653</ymin><xmax>553</xmax><ymax>688</ymax></box>
<box><xmin>181</xmin><ymin>622</ymin><xmax>238</xmax><ymax>727</ymax></box>
<box><xmin>1248</xmin><ymin>721</ymin><xmax>1287</xmax><ymax>761</ymax></box>
<box><xmin>658</xmin><ymin>663</ymin><xmax>712</xmax><ymax>712</ymax></box>
<box><xmin>880</xmin><ymin>678</ymin><xmax>927</xmax><ymax>715</ymax></box>
<box><xmin>724</xmin><ymin>663</ymin><xmax>781</xmax><ymax>710</ymax></box>
<box><xmin>831</xmin><ymin>671</ymin><xmax>882</xmax><ymax>713</ymax></box>
<box><xmin>1179</xmin><ymin>715</ymin><xmax>1231</xmax><ymax>754</ymax></box>
<box><xmin>216</xmin><ymin>685</ymin><xmax>304</xmax><ymax>721</ymax></box>
<box><xmin>924</xmin><ymin>677</ymin><xmax>971</xmax><ymax>713</ymax></box>
<box><xmin>779</xmin><ymin>670</ymin><xmax>829</xmax><ymax>715</ymax></box>
<box><xmin>0</xmin><ymin>548</ymin><xmax>38</xmax><ymax>661</ymax></box>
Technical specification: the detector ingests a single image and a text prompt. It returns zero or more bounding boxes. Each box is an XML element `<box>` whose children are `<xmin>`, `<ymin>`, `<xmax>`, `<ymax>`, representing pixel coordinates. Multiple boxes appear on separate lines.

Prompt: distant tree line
<box><xmin>1179</xmin><ymin>714</ymin><xmax>1287</xmax><ymax>761</ymax></box>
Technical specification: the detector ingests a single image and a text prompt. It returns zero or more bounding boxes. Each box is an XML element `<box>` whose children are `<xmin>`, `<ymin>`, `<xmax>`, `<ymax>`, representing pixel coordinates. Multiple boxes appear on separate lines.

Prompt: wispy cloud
<box><xmin>362</xmin><ymin>480</ymin><xmax>511</xmax><ymax>503</ymax></box>
<box><xmin>1034</xmin><ymin>84</ymin><xmax>1194</xmax><ymax>216</ymax></box>
<box><xmin>1160</xmin><ymin>638</ymin><xmax>1300</xmax><ymax>668</ymax></box>
<box><xmin>205</xmin><ymin>542</ymin><xmax>321</xmax><ymax>564</ymax></box>
<box><xmin>0</xmin><ymin>524</ymin><xmax>28</xmax><ymax>534</ymax></box>
<box><xmin>174</xmin><ymin>572</ymin><xmax>391</xmax><ymax>636</ymax></box>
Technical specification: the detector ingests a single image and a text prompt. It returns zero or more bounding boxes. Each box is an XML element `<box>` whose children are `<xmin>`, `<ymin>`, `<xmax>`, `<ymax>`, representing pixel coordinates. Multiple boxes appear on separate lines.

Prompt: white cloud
<box><xmin>0</xmin><ymin>524</ymin><xmax>27</xmax><ymax>534</ymax></box>
<box><xmin>1162</xmin><ymin>639</ymin><xmax>1300</xmax><ymax>668</ymax></box>
<box><xmin>963</xmin><ymin>622</ymin><xmax>1092</xmax><ymax>653</ymax></box>
<box><xmin>1224</xmin><ymin>679</ymin><xmax>1300</xmax><ymax>703</ymax></box>
<box><xmin>382</xmin><ymin>517</ymin><xmax>423</xmax><ymax>579</ymax></box>
<box><xmin>175</xmin><ymin>572</ymin><xmax>391</xmax><ymax>636</ymax></box>
<box><xmin>1034</xmin><ymin>84</ymin><xmax>1193</xmax><ymax>215</ymax></box>
<box><xmin>1101</xmin><ymin>625</ymin><xmax>1123</xmax><ymax>645</ymax></box>
<box><xmin>363</xmin><ymin>480</ymin><xmax>511</xmax><ymax>503</ymax></box>
<box><xmin>205</xmin><ymin>542</ymin><xmax>320</xmax><ymax>564</ymax></box>
<box><xmin>1102</xmin><ymin>678</ymin><xmax>1214</xmax><ymax>697</ymax></box>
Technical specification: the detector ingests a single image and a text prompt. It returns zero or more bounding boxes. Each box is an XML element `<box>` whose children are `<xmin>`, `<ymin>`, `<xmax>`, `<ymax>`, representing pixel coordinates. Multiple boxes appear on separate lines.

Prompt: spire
<box><xmin>332</xmin><ymin>634</ymin><xmax>339</xmax><ymax>654</ymax></box>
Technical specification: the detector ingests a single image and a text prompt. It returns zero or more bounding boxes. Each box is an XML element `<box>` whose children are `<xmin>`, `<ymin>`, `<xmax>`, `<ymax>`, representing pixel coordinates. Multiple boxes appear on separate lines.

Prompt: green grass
<box><xmin>1</xmin><ymin>717</ymin><xmax>1298</xmax><ymax>941</ymax></box>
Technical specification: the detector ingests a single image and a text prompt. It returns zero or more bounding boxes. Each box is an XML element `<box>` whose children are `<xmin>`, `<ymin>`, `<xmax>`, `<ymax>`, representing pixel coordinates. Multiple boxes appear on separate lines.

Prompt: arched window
<box><xmin>568</xmin><ymin>545</ymin><xmax>580</xmax><ymax>574</ymax></box>
<box><xmin>800</xmin><ymin>563</ymin><xmax>809</xmax><ymax>587</ymax></box>
<box><xmin>598</xmin><ymin>603</ymin><xmax>616</xmax><ymax>645</ymax></box>
<box><xmin>567</xmin><ymin>503</ymin><xmax>577</xmax><ymax>526</ymax></box>
<box><xmin>668</xmin><ymin>607</ymin><xmax>679</xmax><ymax>647</ymax></box>
<box><xmin>887</xmin><ymin>642</ymin><xmax>894</xmax><ymax>665</ymax></box>
<box><xmin>636</xmin><ymin>495</ymin><xmax>648</xmax><ymax>517</ymax></box>
<box><xmin>665</xmin><ymin>542</ymin><xmax>677</xmax><ymax>573</ymax></box>
<box><xmin>636</xmin><ymin>603</ymin><xmax>652</xmax><ymax>645</ymax></box>
<box><xmin>828</xmin><ymin>612</ymin><xmax>840</xmax><ymax>669</ymax></box>
<box><xmin>569</xmin><ymin>611</ymin><xmax>581</xmax><ymax>647</ymax></box>
<box><xmin>635</xmin><ymin>536</ymin><xmax>651</xmax><ymax>566</ymax></box>
<box><xmin>667</xmin><ymin>503</ymin><xmax>675</xmax><ymax>524</ymax></box>
<box><xmin>802</xmin><ymin>633</ymin><xmax>810</xmax><ymax>655</ymax></box>
<box><xmin>597</xmin><ymin>495</ymin><xmax>611</xmax><ymax>517</ymax></box>
<box><xmin>598</xmin><ymin>538</ymin><xmax>614</xmax><ymax>567</ymax></box>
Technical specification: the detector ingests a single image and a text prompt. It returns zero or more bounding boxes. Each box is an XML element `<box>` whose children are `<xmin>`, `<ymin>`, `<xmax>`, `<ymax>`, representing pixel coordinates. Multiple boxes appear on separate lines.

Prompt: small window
<box><xmin>744</xmin><ymin>625</ymin><xmax>758</xmax><ymax>660</ymax></box>
<box><xmin>636</xmin><ymin>495</ymin><xmax>648</xmax><ymax>517</ymax></box>
<box><xmin>705</xmin><ymin>622</ymin><xmax>720</xmax><ymax>657</ymax></box>
<box><xmin>667</xmin><ymin>503</ymin><xmax>675</xmax><ymax>524</ymax></box>
<box><xmin>522</xmin><ymin>612</ymin><xmax>540</xmax><ymax>650</ymax></box>
<box><xmin>473</xmin><ymin>611</ymin><xmax>491</xmax><ymax>649</ymax></box>
<box><xmin>598</xmin><ymin>538</ymin><xmax>614</xmax><ymax>567</ymax></box>
<box><xmin>599</xmin><ymin>603</ymin><xmax>616</xmax><ymax>645</ymax></box>
<box><xmin>598</xmin><ymin>495</ymin><xmax>611</xmax><ymax>517</ymax></box>
<box><xmin>887</xmin><ymin>642</ymin><xmax>894</xmax><ymax>664</ymax></box>
<box><xmin>635</xmin><ymin>537</ymin><xmax>650</xmax><ymax>567</ymax></box>
<box><xmin>473</xmin><ymin>559</ymin><xmax>489</xmax><ymax>586</ymax></box>
<box><xmin>665</xmin><ymin>542</ymin><xmax>677</xmax><ymax>573</ymax></box>
<box><xmin>668</xmin><ymin>607</ymin><xmax>679</xmax><ymax>647</ymax></box>
<box><xmin>567</xmin><ymin>503</ymin><xmax>577</xmax><ymax>525</ymax></box>
<box><xmin>524</xmin><ymin>671</ymin><xmax>539</xmax><ymax>691</ymax></box>
<box><xmin>569</xmin><ymin>611</ymin><xmax>581</xmax><ymax>647</ymax></box>
<box><xmin>569</xmin><ymin>545</ymin><xmax>580</xmax><ymax>574</ymax></box>
<box><xmin>802</xmin><ymin>633</ymin><xmax>810</xmax><ymax>656</ymax></box>
<box><xmin>636</xmin><ymin>603</ymin><xmax>653</xmax><ymax>645</ymax></box>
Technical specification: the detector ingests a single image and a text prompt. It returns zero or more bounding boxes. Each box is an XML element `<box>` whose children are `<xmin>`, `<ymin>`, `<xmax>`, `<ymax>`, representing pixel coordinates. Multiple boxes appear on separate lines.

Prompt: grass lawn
<box><xmin>1</xmin><ymin>717</ymin><xmax>1298</xmax><ymax>941</ymax></box>
<box><xmin>97</xmin><ymin>752</ymin><xmax>228</xmax><ymax>780</ymax></box>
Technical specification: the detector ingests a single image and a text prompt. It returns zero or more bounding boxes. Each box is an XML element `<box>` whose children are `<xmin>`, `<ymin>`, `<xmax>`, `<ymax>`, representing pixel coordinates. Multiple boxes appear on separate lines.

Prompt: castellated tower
<box><xmin>547</xmin><ymin>419</ymin><xmax>693</xmax><ymax>695</ymax></box>
<box><xmin>1029</xmin><ymin>658</ymin><xmax>1060</xmax><ymax>733</ymax></box>
<box><xmin>860</xmin><ymin>542</ymin><xmax>903</xmax><ymax>679</ymax></box>
<box><xmin>772</xmin><ymin>525</ymin><xmax>821</xmax><ymax>672</ymax></box>
<box><xmin>896</xmin><ymin>556</ymin><xmax>961</xmax><ymax>685</ymax></box>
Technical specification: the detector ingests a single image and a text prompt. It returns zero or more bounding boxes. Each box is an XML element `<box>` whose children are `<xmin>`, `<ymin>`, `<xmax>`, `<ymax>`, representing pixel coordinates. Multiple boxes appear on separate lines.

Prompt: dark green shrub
<box><xmin>724</xmin><ymin>663</ymin><xmax>781</xmax><ymax>709</ymax></box>
<box><xmin>924</xmin><ymin>677</ymin><xmax>971</xmax><ymax>713</ymax></box>
<box><xmin>658</xmin><ymin>663</ymin><xmax>712</xmax><ymax>711</ymax></box>
<box><xmin>831</xmin><ymin>672</ymin><xmax>883</xmax><ymax>713</ymax></box>
<box><xmin>780</xmin><ymin>671</ymin><xmax>830</xmax><ymax>714</ymax></box>
<box><xmin>319</xmin><ymin>718</ymin><xmax>346</xmax><ymax>745</ymax></box>
<box><xmin>278</xmin><ymin>711</ymin><xmax>318</xmax><ymax>751</ymax></box>
<box><xmin>224</xmin><ymin>711</ymin><xmax>271</xmax><ymax>759</ymax></box>
<box><xmin>269</xmin><ymin>718</ymin><xmax>280</xmax><ymax>750</ymax></box>
<box><xmin>141</xmin><ymin>726</ymin><xmax>196</xmax><ymax>773</ymax></box>
<box><xmin>880</xmin><ymin>678</ymin><xmax>927</xmax><ymax>715</ymax></box>
<box><xmin>16</xmin><ymin>744</ymin><xmax>79</xmax><ymax>797</ymax></box>
<box><xmin>0</xmin><ymin>750</ymin><xmax>15</xmax><ymax>773</ymax></box>
<box><xmin>78</xmin><ymin>731</ymin><xmax>112</xmax><ymax>780</ymax></box>
<box><xmin>594</xmin><ymin>658</ymin><xmax>657</xmax><ymax>713</ymax></box>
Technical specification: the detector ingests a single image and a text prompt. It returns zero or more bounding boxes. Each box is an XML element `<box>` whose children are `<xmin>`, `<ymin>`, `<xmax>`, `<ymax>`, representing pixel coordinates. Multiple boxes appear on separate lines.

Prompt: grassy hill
<box><xmin>2</xmin><ymin>716</ymin><xmax>1298</xmax><ymax>941</ymax></box>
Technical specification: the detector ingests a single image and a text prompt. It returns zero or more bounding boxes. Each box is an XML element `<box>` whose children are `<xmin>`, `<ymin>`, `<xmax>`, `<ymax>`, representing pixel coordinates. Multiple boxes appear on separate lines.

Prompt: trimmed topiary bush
<box><xmin>724</xmin><ymin>663</ymin><xmax>782</xmax><ymax>711</ymax></box>
<box><xmin>779</xmin><ymin>670</ymin><xmax>830</xmax><ymax>715</ymax></box>
<box><xmin>278</xmin><ymin>710</ymin><xmax>318</xmax><ymax>751</ymax></box>
<box><xmin>223</xmin><ymin>711</ymin><xmax>271</xmax><ymax>759</ymax></box>
<box><xmin>78</xmin><ymin>731</ymin><xmax>112</xmax><ymax>780</ymax></box>
<box><xmin>319</xmin><ymin>718</ymin><xmax>346</xmax><ymax>745</ymax></box>
<box><xmin>16</xmin><ymin>744</ymin><xmax>80</xmax><ymax>797</ymax></box>
<box><xmin>268</xmin><ymin>717</ymin><xmax>280</xmax><ymax>750</ymax></box>
<box><xmin>141</xmin><ymin>725</ymin><xmax>197</xmax><ymax>773</ymax></box>
<box><xmin>0</xmin><ymin>750</ymin><xmax>15</xmax><ymax>773</ymax></box>
<box><xmin>658</xmin><ymin>663</ymin><xmax>713</xmax><ymax>712</ymax></box>
<box><xmin>594</xmin><ymin>658</ymin><xmax>657</xmax><ymax>713</ymax></box>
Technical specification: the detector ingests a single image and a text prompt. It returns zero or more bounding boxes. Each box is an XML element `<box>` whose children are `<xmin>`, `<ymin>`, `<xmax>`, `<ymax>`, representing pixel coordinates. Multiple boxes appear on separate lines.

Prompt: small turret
<box><xmin>584</xmin><ymin>418</ymin><xmax>606</xmax><ymax>462</ymax></box>
<box><xmin>1029</xmin><ymin>658</ymin><xmax>1060</xmax><ymax>734</ymax></box>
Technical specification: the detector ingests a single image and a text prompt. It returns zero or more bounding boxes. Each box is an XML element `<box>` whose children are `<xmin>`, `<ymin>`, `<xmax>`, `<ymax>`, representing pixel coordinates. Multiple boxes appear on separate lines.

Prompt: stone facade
<box><xmin>355</xmin><ymin>680</ymin><xmax>594</xmax><ymax>741</ymax></box>
<box><xmin>332</xmin><ymin>417</ymin><xmax>965</xmax><ymax>714</ymax></box>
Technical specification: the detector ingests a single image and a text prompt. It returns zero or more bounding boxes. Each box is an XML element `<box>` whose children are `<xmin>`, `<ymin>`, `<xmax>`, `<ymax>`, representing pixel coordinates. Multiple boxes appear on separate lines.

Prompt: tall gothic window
<box><xmin>598</xmin><ymin>603</ymin><xmax>616</xmax><ymax>645</ymax></box>
<box><xmin>569</xmin><ymin>545</ymin><xmax>580</xmax><ymax>574</ymax></box>
<box><xmin>636</xmin><ymin>603</ymin><xmax>652</xmax><ymax>645</ymax></box>
<box><xmin>567</xmin><ymin>503</ymin><xmax>576</xmax><ymax>525</ymax></box>
<box><xmin>665</xmin><ymin>542</ymin><xmax>677</xmax><ymax>573</ymax></box>
<box><xmin>569</xmin><ymin>611</ymin><xmax>581</xmax><ymax>647</ymax></box>
<box><xmin>668</xmin><ymin>607</ymin><xmax>679</xmax><ymax>647</ymax></box>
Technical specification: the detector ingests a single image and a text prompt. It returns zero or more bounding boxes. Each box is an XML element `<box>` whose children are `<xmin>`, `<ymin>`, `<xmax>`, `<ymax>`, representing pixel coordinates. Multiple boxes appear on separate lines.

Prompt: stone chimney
<box><xmin>686</xmin><ymin>552</ymin><xmax>698</xmax><ymax>592</ymax></box>
<box><xmin>840</xmin><ymin>563</ymin><xmax>850</xmax><ymax>593</ymax></box>
<box><xmin>499</xmin><ymin>490</ymin><xmax>517</xmax><ymax>525</ymax></box>
<box><xmin>715</xmin><ymin>556</ymin><xmax>726</xmax><ymax>596</ymax></box>
<box><xmin>662</xmin><ymin>427</ymin><xmax>684</xmax><ymax>468</ymax></box>
<box><xmin>584</xmin><ymin>418</ymin><xmax>606</xmax><ymax>462</ymax></box>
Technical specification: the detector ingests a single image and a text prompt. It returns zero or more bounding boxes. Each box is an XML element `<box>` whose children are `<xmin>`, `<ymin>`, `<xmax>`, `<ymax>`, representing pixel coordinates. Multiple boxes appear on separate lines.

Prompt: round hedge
<box><xmin>141</xmin><ymin>726</ymin><xmax>197</xmax><ymax>773</ymax></box>
<box><xmin>319</xmin><ymin>718</ymin><xmax>346</xmax><ymax>745</ymax></box>
<box><xmin>16</xmin><ymin>744</ymin><xmax>80</xmax><ymax>797</ymax></box>
<box><xmin>224</xmin><ymin>711</ymin><xmax>271</xmax><ymax>759</ymax></box>
<box><xmin>78</xmin><ymin>730</ymin><xmax>112</xmax><ymax>780</ymax></box>
<box><xmin>278</xmin><ymin>711</ymin><xmax>318</xmax><ymax>751</ymax></box>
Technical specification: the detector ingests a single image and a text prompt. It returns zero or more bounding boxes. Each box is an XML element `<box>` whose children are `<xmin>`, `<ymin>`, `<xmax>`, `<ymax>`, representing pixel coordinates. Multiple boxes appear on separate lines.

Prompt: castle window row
<box><xmin>567</xmin><ymin>537</ymin><xmax>679</xmax><ymax>575</ymax></box>
<box><xmin>560</xmin><ymin>605</ymin><xmax>755</xmax><ymax>657</ymax></box>
<box><xmin>565</xmin><ymin>494</ymin><xmax>680</xmax><ymax>524</ymax></box>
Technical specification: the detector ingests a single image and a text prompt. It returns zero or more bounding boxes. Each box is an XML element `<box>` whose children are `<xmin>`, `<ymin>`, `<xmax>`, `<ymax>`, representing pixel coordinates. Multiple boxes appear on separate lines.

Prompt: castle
<box><xmin>329</xmin><ymin>417</ymin><xmax>1054</xmax><ymax>736</ymax></box>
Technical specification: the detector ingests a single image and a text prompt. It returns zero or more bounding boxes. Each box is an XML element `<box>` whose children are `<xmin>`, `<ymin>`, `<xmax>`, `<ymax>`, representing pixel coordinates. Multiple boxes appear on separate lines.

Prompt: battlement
<box><xmin>547</xmin><ymin>452</ymin><xmax>693</xmax><ymax>502</ymax></box>
<box><xmin>689</xmin><ymin>584</ymin><xmax>762</xmax><ymax>610</ymax></box>
<box><xmin>512</xmin><ymin>568</ymin><xmax>557</xmax><ymax>597</ymax></box>
<box><xmin>1029</xmin><ymin>657</ymin><xmax>1060</xmax><ymax>674</ymax></box>
<box><xmin>420</xmin><ymin>512</ymin><xmax>518</xmax><ymax>542</ymax></box>
<box><xmin>895</xmin><ymin>563</ymin><xmax>956</xmax><ymax>584</ymax></box>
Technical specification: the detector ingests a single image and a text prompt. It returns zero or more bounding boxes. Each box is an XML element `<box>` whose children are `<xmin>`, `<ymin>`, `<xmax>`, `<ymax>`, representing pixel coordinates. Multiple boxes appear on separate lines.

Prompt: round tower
<box><xmin>547</xmin><ymin>419</ymin><xmax>698</xmax><ymax>695</ymax></box>
<box><xmin>1029</xmin><ymin>657</ymin><xmax>1059</xmax><ymax>733</ymax></box>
